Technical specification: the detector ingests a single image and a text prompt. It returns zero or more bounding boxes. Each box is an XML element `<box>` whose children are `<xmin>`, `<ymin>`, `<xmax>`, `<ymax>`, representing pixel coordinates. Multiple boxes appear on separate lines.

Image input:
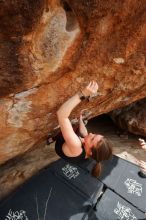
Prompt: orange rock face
<box><xmin>0</xmin><ymin>0</ymin><xmax>146</xmax><ymax>165</ymax></box>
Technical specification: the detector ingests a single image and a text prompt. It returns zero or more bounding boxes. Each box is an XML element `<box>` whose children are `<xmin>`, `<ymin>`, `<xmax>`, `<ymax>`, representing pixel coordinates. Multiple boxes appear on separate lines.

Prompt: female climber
<box><xmin>55</xmin><ymin>81</ymin><xmax>113</xmax><ymax>177</ymax></box>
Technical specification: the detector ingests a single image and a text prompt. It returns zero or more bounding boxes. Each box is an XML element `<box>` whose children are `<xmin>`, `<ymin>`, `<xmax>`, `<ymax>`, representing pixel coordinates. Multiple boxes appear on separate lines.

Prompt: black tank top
<box><xmin>55</xmin><ymin>134</ymin><xmax>87</xmax><ymax>165</ymax></box>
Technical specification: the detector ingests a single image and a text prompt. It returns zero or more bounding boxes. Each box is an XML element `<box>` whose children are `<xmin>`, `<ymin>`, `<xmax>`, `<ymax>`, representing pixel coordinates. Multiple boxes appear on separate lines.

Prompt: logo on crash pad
<box><xmin>124</xmin><ymin>178</ymin><xmax>142</xmax><ymax>196</ymax></box>
<box><xmin>114</xmin><ymin>201</ymin><xmax>137</xmax><ymax>220</ymax></box>
<box><xmin>62</xmin><ymin>164</ymin><xmax>80</xmax><ymax>179</ymax></box>
<box><xmin>5</xmin><ymin>209</ymin><xmax>28</xmax><ymax>220</ymax></box>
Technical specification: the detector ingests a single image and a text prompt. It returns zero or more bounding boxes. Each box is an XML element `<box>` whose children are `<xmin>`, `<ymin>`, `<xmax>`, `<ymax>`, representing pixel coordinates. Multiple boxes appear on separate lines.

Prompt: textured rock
<box><xmin>0</xmin><ymin>141</ymin><xmax>59</xmax><ymax>201</ymax></box>
<box><xmin>0</xmin><ymin>0</ymin><xmax>146</xmax><ymax>165</ymax></box>
<box><xmin>110</xmin><ymin>98</ymin><xmax>146</xmax><ymax>137</ymax></box>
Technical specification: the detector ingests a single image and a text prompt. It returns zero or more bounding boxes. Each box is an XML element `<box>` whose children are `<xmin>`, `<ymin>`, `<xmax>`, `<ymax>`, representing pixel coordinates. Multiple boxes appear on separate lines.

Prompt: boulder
<box><xmin>110</xmin><ymin>98</ymin><xmax>146</xmax><ymax>137</ymax></box>
<box><xmin>0</xmin><ymin>0</ymin><xmax>146</xmax><ymax>165</ymax></box>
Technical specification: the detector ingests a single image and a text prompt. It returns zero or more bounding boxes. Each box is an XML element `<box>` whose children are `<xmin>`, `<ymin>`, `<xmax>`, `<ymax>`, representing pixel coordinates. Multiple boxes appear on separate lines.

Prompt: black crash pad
<box><xmin>50</xmin><ymin>159</ymin><xmax>103</xmax><ymax>205</ymax></box>
<box><xmin>91</xmin><ymin>189</ymin><xmax>146</xmax><ymax>220</ymax></box>
<box><xmin>0</xmin><ymin>159</ymin><xmax>103</xmax><ymax>220</ymax></box>
<box><xmin>98</xmin><ymin>155</ymin><xmax>146</xmax><ymax>213</ymax></box>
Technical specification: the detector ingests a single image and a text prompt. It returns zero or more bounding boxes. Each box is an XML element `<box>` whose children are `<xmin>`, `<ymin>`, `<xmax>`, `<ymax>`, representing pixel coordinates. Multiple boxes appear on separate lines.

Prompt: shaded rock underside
<box><xmin>110</xmin><ymin>97</ymin><xmax>146</xmax><ymax>137</ymax></box>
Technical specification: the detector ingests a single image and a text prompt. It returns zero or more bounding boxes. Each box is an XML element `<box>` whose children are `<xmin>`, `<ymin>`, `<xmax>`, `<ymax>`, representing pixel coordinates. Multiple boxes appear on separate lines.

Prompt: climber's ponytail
<box><xmin>91</xmin><ymin>137</ymin><xmax>112</xmax><ymax>177</ymax></box>
<box><xmin>91</xmin><ymin>162</ymin><xmax>102</xmax><ymax>177</ymax></box>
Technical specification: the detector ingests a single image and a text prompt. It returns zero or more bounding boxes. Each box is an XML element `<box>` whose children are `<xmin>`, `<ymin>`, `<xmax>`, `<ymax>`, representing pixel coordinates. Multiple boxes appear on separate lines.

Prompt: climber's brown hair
<box><xmin>91</xmin><ymin>137</ymin><xmax>113</xmax><ymax>177</ymax></box>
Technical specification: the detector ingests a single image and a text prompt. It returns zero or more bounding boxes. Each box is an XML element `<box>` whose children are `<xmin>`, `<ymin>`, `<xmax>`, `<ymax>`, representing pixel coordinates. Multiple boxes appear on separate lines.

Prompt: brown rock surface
<box><xmin>0</xmin><ymin>140</ymin><xmax>59</xmax><ymax>201</ymax></box>
<box><xmin>0</xmin><ymin>0</ymin><xmax>146</xmax><ymax>166</ymax></box>
<box><xmin>110</xmin><ymin>98</ymin><xmax>146</xmax><ymax>137</ymax></box>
